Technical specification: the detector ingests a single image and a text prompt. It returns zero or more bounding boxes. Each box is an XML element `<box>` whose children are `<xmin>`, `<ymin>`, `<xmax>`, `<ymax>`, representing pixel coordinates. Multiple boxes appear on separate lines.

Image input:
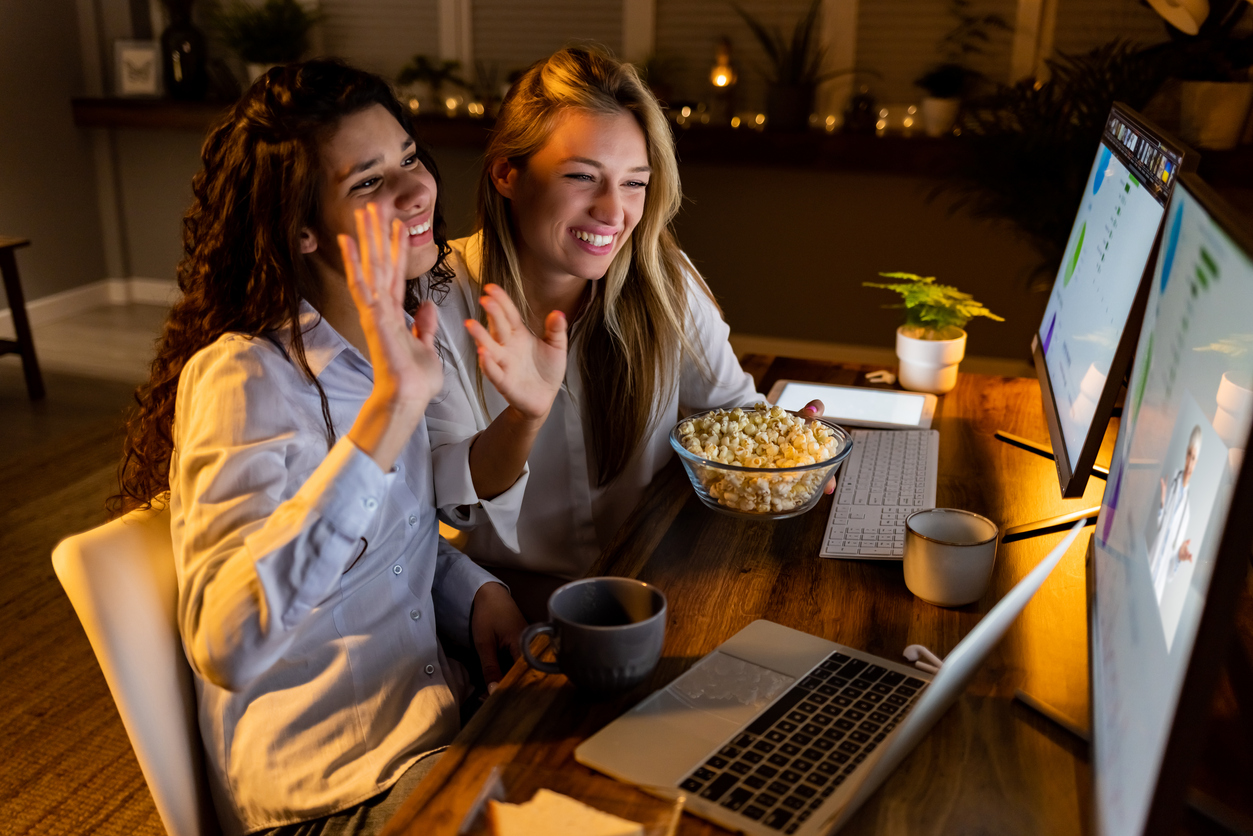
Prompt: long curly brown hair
<box><xmin>110</xmin><ymin>60</ymin><xmax>452</xmax><ymax>515</ymax></box>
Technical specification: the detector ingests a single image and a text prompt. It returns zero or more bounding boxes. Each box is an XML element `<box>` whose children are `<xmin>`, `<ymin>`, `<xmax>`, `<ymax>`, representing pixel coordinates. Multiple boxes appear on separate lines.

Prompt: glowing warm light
<box><xmin>825</xmin><ymin>115</ymin><xmax>835</xmax><ymax>127</ymax></box>
<box><xmin>700</xmin><ymin>113</ymin><xmax>710</xmax><ymax>124</ymax></box>
<box><xmin>731</xmin><ymin>116</ymin><xmax>741</xmax><ymax>128</ymax></box>
<box><xmin>681</xmin><ymin>106</ymin><xmax>692</xmax><ymax>118</ymax></box>
<box><xmin>445</xmin><ymin>97</ymin><xmax>457</xmax><ymax>109</ymax></box>
<box><xmin>754</xmin><ymin>113</ymin><xmax>765</xmax><ymax>125</ymax></box>
<box><xmin>903</xmin><ymin>117</ymin><xmax>914</xmax><ymax>128</ymax></box>
<box><xmin>407</xmin><ymin>97</ymin><xmax>419</xmax><ymax>113</ymax></box>
<box><xmin>876</xmin><ymin>119</ymin><xmax>887</xmax><ymax>130</ymax></box>
<box><xmin>879</xmin><ymin>108</ymin><xmax>888</xmax><ymax>118</ymax></box>
<box><xmin>710</xmin><ymin>37</ymin><xmax>737</xmax><ymax>89</ymax></box>
<box><xmin>907</xmin><ymin>105</ymin><xmax>917</xmax><ymax>115</ymax></box>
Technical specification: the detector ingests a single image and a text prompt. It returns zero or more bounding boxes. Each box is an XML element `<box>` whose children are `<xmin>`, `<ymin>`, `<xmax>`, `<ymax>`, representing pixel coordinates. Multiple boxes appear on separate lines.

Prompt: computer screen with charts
<box><xmin>1090</xmin><ymin>173</ymin><xmax>1253</xmax><ymax>836</ymax></box>
<box><xmin>1034</xmin><ymin>104</ymin><xmax>1194</xmax><ymax>497</ymax></box>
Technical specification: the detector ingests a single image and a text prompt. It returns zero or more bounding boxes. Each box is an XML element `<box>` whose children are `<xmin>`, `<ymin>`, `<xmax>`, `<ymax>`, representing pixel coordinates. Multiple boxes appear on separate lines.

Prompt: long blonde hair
<box><xmin>477</xmin><ymin>46</ymin><xmax>713</xmax><ymax>486</ymax></box>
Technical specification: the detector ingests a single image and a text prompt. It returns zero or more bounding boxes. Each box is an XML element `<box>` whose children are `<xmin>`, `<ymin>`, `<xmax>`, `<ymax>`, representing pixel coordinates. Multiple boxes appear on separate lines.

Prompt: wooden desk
<box><xmin>384</xmin><ymin>357</ymin><xmax>1116</xmax><ymax>835</ymax></box>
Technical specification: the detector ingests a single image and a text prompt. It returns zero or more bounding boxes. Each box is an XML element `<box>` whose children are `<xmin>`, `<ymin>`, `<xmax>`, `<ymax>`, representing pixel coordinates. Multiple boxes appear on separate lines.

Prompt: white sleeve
<box><xmin>173</xmin><ymin>340</ymin><xmax>388</xmax><ymax>692</ymax></box>
<box><xmin>425</xmin><ymin>324</ymin><xmax>528</xmax><ymax>554</ymax></box>
<box><xmin>678</xmin><ymin>261</ymin><xmax>770</xmax><ymax>414</ymax></box>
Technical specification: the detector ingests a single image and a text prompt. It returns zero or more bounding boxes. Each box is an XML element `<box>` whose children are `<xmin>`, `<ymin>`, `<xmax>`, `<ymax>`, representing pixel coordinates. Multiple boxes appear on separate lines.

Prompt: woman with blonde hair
<box><xmin>427</xmin><ymin>47</ymin><xmax>822</xmax><ymax>615</ymax></box>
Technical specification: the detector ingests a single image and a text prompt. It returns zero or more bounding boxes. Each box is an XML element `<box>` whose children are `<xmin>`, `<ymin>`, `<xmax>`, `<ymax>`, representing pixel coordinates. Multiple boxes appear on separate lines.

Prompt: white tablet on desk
<box><xmin>767</xmin><ymin>379</ymin><xmax>937</xmax><ymax>429</ymax></box>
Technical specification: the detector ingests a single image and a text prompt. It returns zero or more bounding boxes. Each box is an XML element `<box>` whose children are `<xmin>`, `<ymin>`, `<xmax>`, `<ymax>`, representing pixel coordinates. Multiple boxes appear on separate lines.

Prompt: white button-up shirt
<box><xmin>170</xmin><ymin>302</ymin><xmax>498</xmax><ymax>836</ymax></box>
<box><xmin>426</xmin><ymin>234</ymin><xmax>764</xmax><ymax>579</ymax></box>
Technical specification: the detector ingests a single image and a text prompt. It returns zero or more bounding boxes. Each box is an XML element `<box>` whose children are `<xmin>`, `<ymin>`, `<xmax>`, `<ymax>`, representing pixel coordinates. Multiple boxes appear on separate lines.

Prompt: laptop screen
<box><xmin>1036</xmin><ymin>108</ymin><xmax>1184</xmax><ymax>488</ymax></box>
<box><xmin>1091</xmin><ymin>175</ymin><xmax>1253</xmax><ymax>835</ymax></box>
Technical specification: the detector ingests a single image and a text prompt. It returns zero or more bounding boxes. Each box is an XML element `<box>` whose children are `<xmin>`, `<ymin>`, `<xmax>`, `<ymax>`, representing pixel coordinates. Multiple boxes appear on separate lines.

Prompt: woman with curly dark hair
<box><xmin>112</xmin><ymin>60</ymin><xmax>524</xmax><ymax>836</ymax></box>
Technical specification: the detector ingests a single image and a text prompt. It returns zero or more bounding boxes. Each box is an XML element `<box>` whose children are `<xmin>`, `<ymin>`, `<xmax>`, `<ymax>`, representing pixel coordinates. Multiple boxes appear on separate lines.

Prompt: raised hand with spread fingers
<box><xmin>462</xmin><ymin>284</ymin><xmax>569</xmax><ymax>500</ymax></box>
<box><xmin>338</xmin><ymin>203</ymin><xmax>445</xmax><ymax>472</ymax></box>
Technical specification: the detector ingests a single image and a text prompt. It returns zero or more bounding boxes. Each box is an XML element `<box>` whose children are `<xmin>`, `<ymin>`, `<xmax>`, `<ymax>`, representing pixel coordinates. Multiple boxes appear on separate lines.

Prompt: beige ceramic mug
<box><xmin>903</xmin><ymin>508</ymin><xmax>999</xmax><ymax>607</ymax></box>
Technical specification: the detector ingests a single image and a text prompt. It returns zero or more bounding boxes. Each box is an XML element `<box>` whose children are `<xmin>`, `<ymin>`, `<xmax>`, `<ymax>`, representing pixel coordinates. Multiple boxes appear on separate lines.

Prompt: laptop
<box><xmin>575</xmin><ymin>521</ymin><xmax>1086</xmax><ymax>835</ymax></box>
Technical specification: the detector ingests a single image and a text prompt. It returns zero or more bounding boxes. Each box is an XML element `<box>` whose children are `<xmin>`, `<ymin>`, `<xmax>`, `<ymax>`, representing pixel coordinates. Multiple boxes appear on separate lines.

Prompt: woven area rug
<box><xmin>0</xmin><ymin>420</ymin><xmax>162</xmax><ymax>836</ymax></box>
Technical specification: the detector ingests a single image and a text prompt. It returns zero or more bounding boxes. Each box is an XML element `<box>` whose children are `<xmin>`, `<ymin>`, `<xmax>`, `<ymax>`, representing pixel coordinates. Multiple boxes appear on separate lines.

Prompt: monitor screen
<box><xmin>1035</xmin><ymin>107</ymin><xmax>1187</xmax><ymax>494</ymax></box>
<box><xmin>1091</xmin><ymin>175</ymin><xmax>1253</xmax><ymax>835</ymax></box>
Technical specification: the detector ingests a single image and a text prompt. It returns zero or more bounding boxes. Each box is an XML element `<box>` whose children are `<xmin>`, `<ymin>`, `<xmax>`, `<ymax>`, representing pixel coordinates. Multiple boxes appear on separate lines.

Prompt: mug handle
<box><xmin>521</xmin><ymin>622</ymin><xmax>562</xmax><ymax>674</ymax></box>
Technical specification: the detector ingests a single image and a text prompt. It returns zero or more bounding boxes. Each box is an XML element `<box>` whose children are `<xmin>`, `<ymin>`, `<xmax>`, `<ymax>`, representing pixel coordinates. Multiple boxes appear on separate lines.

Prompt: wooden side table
<box><xmin>0</xmin><ymin>237</ymin><xmax>46</xmax><ymax>399</ymax></box>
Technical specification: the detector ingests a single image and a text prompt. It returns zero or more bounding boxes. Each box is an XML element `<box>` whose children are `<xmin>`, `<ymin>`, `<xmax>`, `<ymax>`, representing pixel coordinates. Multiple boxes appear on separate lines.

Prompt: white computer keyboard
<box><xmin>821</xmin><ymin>428</ymin><xmax>939</xmax><ymax>560</ymax></box>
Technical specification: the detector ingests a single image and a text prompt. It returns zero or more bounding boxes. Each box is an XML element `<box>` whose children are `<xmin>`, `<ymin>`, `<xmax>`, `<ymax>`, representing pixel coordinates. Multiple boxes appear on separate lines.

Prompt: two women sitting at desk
<box><xmin>112</xmin><ymin>48</ymin><xmax>823</xmax><ymax>834</ymax></box>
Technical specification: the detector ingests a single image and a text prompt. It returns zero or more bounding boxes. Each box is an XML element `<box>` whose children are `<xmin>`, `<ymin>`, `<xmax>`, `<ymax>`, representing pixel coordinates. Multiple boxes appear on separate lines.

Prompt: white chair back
<box><xmin>52</xmin><ymin>505</ymin><xmax>219</xmax><ymax>836</ymax></box>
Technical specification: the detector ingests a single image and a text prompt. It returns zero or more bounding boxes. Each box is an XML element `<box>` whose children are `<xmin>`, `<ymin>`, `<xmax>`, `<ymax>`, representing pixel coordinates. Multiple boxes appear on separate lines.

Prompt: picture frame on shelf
<box><xmin>114</xmin><ymin>40</ymin><xmax>161</xmax><ymax>97</ymax></box>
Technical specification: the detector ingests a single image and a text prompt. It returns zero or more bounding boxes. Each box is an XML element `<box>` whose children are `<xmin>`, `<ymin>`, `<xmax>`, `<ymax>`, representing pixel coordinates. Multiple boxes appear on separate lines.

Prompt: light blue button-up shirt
<box><xmin>170</xmin><ymin>302</ymin><xmax>499</xmax><ymax>835</ymax></box>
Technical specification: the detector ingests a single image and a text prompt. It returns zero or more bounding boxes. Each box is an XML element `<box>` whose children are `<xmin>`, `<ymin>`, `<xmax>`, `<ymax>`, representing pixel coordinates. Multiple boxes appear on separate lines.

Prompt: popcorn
<box><xmin>676</xmin><ymin>403</ymin><xmax>842</xmax><ymax>514</ymax></box>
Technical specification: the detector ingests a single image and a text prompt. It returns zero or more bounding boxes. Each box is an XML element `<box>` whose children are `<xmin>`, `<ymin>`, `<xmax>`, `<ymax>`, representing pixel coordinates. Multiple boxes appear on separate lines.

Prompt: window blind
<box><xmin>319</xmin><ymin>0</ymin><xmax>440</xmax><ymax>80</ymax></box>
<box><xmin>472</xmin><ymin>0</ymin><xmax>624</xmax><ymax>79</ymax></box>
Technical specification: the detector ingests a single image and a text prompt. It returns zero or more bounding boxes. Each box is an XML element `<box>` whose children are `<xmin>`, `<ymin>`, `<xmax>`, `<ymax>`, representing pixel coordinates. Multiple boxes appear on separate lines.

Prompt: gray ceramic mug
<box><xmin>520</xmin><ymin>577</ymin><xmax>667</xmax><ymax>695</ymax></box>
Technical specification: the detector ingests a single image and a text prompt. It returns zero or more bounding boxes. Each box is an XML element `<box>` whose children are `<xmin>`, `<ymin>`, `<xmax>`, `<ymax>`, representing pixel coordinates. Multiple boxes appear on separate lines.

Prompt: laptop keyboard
<box><xmin>677</xmin><ymin>651</ymin><xmax>927</xmax><ymax>833</ymax></box>
<box><xmin>821</xmin><ymin>429</ymin><xmax>939</xmax><ymax>560</ymax></box>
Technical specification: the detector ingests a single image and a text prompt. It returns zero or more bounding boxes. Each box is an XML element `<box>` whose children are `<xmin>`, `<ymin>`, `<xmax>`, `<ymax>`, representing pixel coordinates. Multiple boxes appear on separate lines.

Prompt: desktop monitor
<box><xmin>1090</xmin><ymin>173</ymin><xmax>1253</xmax><ymax>836</ymax></box>
<box><xmin>1033</xmin><ymin>104</ymin><xmax>1195</xmax><ymax>497</ymax></box>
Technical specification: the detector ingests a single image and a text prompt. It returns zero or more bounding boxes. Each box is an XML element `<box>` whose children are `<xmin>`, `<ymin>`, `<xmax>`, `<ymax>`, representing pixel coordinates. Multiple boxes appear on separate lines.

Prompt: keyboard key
<box><xmin>864</xmin><ymin>693</ymin><xmax>884</xmax><ymax>704</ymax></box>
<box><xmin>747</xmin><ymin>688</ymin><xmax>808</xmax><ymax>735</ymax></box>
<box><xmin>834</xmin><ymin>719</ymin><xmax>855</xmax><ymax>731</ymax></box>
<box><xmin>812</xmin><ymin>713</ymin><xmax>833</xmax><ymax>726</ymax></box>
<box><xmin>794</xmin><ymin>784</ymin><xmax>817</xmax><ymax>799</ymax></box>
<box><xmin>859</xmin><ymin>721</ymin><xmax>881</xmax><ymax>733</ymax></box>
<box><xmin>767</xmin><ymin>730</ymin><xmax>787</xmax><ymax>742</ymax></box>
<box><xmin>768</xmin><ymin>754</ymin><xmax>790</xmax><ymax>767</ymax></box>
<box><xmin>768</xmin><ymin>781</ymin><xmax>790</xmax><ymax>795</ymax></box>
<box><xmin>779</xmin><ymin>719</ymin><xmax>799</xmax><ymax>731</ymax></box>
<box><xmin>744</xmin><ymin>774</ymin><xmax>767</xmax><ymax>789</ymax></box>
<box><xmin>854</xmin><ymin>700</ymin><xmax>875</xmax><ymax>712</ymax></box>
<box><xmin>844</xmin><ymin>687</ymin><xmax>864</xmax><ymax>698</ymax></box>
<box><xmin>879</xmin><ymin>672</ymin><xmax>905</xmax><ymax>687</ymax></box>
<box><xmin>730</xmin><ymin>761</ymin><xmax>752</xmax><ymax>775</ymax></box>
<box><xmin>803</xmin><ymin>748</ymin><xmax>824</xmax><ymax>761</ymax></box>
<box><xmin>722</xmin><ymin>787</ymin><xmax>754</xmax><ymax>811</ymax></box>
<box><xmin>720</xmin><ymin>745</ymin><xmax>741</xmax><ymax>758</ymax></box>
<box><xmin>824</xmin><ymin>727</ymin><xmax>847</xmax><ymax>740</ymax></box>
<box><xmin>782</xmin><ymin>795</ymin><xmax>806</xmax><ymax>810</ymax></box>
<box><xmin>905</xmin><ymin>677</ymin><xmax>926</xmax><ymax>688</ymax></box>
<box><xmin>780</xmin><ymin>770</ymin><xmax>803</xmax><ymax>783</ymax></box>
<box><xmin>735</xmin><ymin>733</ymin><xmax>755</xmax><ymax>748</ymax></box>
<box><xmin>708</xmin><ymin>756</ymin><xmax>728</xmax><ymax>768</ymax></box>
<box><xmin>744</xmin><ymin>805</ymin><xmax>766</xmax><ymax>821</ymax></box>
<box><xmin>680</xmin><ymin>778</ymin><xmax>703</xmax><ymax>792</ymax></box>
<box><xmin>872</xmin><ymin>683</ymin><xmax>894</xmax><ymax>695</ymax></box>
<box><xmin>700</xmin><ymin>773</ymin><xmax>738</xmax><ymax>801</ymax></box>
<box><xmin>743</xmin><ymin>750</ymin><xmax>763</xmax><ymax>763</ymax></box>
<box><xmin>816</xmin><ymin>761</ymin><xmax>839</xmax><ymax>775</ymax></box>
<box><xmin>838</xmin><ymin>741</ymin><xmax>861</xmax><ymax>754</ymax></box>
<box><xmin>821</xmin><ymin>704</ymin><xmax>842</xmax><ymax>716</ymax></box>
<box><xmin>757</xmin><ymin>792</ymin><xmax>779</xmax><ymax>808</ymax></box>
<box><xmin>787</xmin><ymin>711</ymin><xmax>807</xmax><ymax>723</ymax></box>
<box><xmin>763</xmin><ymin>809</ymin><xmax>792</xmax><ymax>830</ymax></box>
<box><xmin>791</xmin><ymin>733</ymin><xmax>812</xmax><ymax>746</ymax></box>
<box><xmin>793</xmin><ymin>759</ymin><xmax>814</xmax><ymax>773</ymax></box>
<box><xmin>814</xmin><ymin>738</ymin><xmax>835</xmax><ymax>751</ymax></box>
<box><xmin>849</xmin><ymin>731</ymin><xmax>870</xmax><ymax>743</ymax></box>
<box><xmin>869</xmin><ymin>711</ymin><xmax>890</xmax><ymax>723</ymax></box>
<box><xmin>694</xmin><ymin>767</ymin><xmax>716</xmax><ymax>781</ymax></box>
<box><xmin>844</xmin><ymin>709</ymin><xmax>865</xmax><ymax>722</ymax></box>
<box><xmin>806</xmin><ymin>772</ymin><xmax>829</xmax><ymax>786</ymax></box>
<box><xmin>756</xmin><ymin>765</ymin><xmax>778</xmax><ymax>778</ymax></box>
<box><xmin>754</xmin><ymin>740</ymin><xmax>776</xmax><ymax>752</ymax></box>
<box><xmin>798</xmin><ymin>701</ymin><xmax>820</xmax><ymax>714</ymax></box>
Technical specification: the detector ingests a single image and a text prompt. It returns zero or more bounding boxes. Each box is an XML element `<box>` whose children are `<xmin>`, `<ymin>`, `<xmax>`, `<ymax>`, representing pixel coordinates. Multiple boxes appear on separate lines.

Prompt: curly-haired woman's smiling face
<box><xmin>303</xmin><ymin>104</ymin><xmax>439</xmax><ymax>279</ymax></box>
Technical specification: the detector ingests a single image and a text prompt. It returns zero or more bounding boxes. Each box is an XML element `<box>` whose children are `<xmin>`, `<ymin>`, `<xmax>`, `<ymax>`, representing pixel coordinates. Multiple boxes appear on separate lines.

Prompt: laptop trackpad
<box><xmin>575</xmin><ymin>652</ymin><xmax>795</xmax><ymax>788</ymax></box>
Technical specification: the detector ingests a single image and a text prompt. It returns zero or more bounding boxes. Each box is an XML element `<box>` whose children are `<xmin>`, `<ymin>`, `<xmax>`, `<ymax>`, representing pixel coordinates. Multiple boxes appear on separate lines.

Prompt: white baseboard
<box><xmin>0</xmin><ymin>277</ymin><xmax>178</xmax><ymax>334</ymax></box>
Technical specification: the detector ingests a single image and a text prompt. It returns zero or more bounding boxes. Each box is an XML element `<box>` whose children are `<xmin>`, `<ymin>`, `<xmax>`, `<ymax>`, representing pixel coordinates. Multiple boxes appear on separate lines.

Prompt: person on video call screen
<box><xmin>1149</xmin><ymin>425</ymin><xmax>1201</xmax><ymax>604</ymax></box>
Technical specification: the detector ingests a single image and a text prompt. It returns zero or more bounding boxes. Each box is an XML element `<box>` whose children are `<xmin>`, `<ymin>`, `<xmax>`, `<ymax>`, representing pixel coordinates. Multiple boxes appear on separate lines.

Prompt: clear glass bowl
<box><xmin>669</xmin><ymin>410</ymin><xmax>854</xmax><ymax>520</ymax></box>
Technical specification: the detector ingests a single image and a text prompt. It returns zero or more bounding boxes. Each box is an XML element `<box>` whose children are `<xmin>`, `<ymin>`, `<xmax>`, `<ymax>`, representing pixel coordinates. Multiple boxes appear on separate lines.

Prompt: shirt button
<box><xmin>363</xmin><ymin>497</ymin><xmax>378</xmax><ymax>510</ymax></box>
<box><xmin>425</xmin><ymin>664</ymin><xmax>435</xmax><ymax>675</ymax></box>
<box><xmin>392</xmin><ymin>564</ymin><xmax>403</xmax><ymax>575</ymax></box>
<box><xmin>408</xmin><ymin>514</ymin><xmax>417</xmax><ymax>526</ymax></box>
<box><xmin>409</xmin><ymin>608</ymin><xmax>421</xmax><ymax>621</ymax></box>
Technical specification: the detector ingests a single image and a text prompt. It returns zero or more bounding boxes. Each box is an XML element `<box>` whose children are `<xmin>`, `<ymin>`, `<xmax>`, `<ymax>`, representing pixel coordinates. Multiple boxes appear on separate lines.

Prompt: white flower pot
<box><xmin>921</xmin><ymin>97</ymin><xmax>960</xmax><ymax>138</ymax></box>
<box><xmin>1180</xmin><ymin>81</ymin><xmax>1253</xmax><ymax>151</ymax></box>
<box><xmin>896</xmin><ymin>326</ymin><xmax>966</xmax><ymax>394</ymax></box>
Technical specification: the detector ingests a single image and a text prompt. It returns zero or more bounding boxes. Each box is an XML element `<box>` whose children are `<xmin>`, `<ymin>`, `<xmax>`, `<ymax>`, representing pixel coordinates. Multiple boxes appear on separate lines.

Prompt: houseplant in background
<box><xmin>915</xmin><ymin>0</ymin><xmax>1009</xmax><ymax>137</ymax></box>
<box><xmin>1149</xmin><ymin>0</ymin><xmax>1253</xmax><ymax>149</ymax></box>
<box><xmin>731</xmin><ymin>0</ymin><xmax>855</xmax><ymax>131</ymax></box>
<box><xmin>213</xmin><ymin>0</ymin><xmax>320</xmax><ymax>84</ymax></box>
<box><xmin>397</xmin><ymin>55</ymin><xmax>465</xmax><ymax>115</ymax></box>
<box><xmin>864</xmin><ymin>272</ymin><xmax>1003</xmax><ymax>394</ymax></box>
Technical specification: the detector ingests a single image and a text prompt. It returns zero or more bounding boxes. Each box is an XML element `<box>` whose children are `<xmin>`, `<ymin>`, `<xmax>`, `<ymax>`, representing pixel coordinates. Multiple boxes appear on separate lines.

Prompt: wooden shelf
<box><xmin>69</xmin><ymin>97</ymin><xmax>1253</xmax><ymax>188</ymax></box>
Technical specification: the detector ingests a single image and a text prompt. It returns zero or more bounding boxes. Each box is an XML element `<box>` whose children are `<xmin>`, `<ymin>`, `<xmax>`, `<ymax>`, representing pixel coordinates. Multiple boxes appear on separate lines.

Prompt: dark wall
<box><xmin>0</xmin><ymin>0</ymin><xmax>108</xmax><ymax>297</ymax></box>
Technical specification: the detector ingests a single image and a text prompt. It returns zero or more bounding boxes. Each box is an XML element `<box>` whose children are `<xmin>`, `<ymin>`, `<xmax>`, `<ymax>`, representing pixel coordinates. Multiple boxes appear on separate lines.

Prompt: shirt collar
<box><xmin>270</xmin><ymin>299</ymin><xmax>357</xmax><ymax>381</ymax></box>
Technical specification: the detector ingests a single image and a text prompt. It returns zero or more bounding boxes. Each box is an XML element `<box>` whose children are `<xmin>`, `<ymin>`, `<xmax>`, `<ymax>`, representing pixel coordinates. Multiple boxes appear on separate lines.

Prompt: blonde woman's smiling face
<box><xmin>492</xmin><ymin>108</ymin><xmax>651</xmax><ymax>286</ymax></box>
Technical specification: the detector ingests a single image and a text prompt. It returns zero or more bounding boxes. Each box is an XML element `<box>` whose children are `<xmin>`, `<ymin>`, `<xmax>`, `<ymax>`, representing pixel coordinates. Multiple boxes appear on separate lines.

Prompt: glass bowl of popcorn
<box><xmin>669</xmin><ymin>403</ymin><xmax>853</xmax><ymax>519</ymax></box>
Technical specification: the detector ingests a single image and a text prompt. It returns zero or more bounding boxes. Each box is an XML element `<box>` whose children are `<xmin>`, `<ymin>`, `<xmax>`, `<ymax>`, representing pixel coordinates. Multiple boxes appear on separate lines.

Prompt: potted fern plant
<box><xmin>732</xmin><ymin>0</ymin><xmax>853</xmax><ymax>131</ymax></box>
<box><xmin>915</xmin><ymin>0</ymin><xmax>1009</xmax><ymax>137</ymax></box>
<box><xmin>213</xmin><ymin>0</ymin><xmax>320</xmax><ymax>83</ymax></box>
<box><xmin>864</xmin><ymin>272</ymin><xmax>1003</xmax><ymax>394</ymax></box>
